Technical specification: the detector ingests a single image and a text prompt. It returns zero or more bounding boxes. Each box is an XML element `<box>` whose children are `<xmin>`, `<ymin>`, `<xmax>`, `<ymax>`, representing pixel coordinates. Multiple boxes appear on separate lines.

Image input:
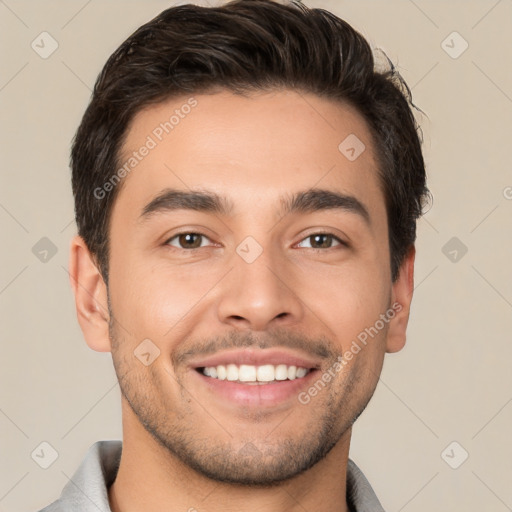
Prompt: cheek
<box><xmin>110</xmin><ymin>257</ymin><xmax>222</xmax><ymax>344</ymax></box>
<box><xmin>295</xmin><ymin>260</ymin><xmax>390</xmax><ymax>346</ymax></box>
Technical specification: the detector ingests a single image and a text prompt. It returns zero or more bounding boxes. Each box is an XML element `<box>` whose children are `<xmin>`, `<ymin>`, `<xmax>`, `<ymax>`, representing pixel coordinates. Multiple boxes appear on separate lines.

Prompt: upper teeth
<box><xmin>202</xmin><ymin>364</ymin><xmax>309</xmax><ymax>382</ymax></box>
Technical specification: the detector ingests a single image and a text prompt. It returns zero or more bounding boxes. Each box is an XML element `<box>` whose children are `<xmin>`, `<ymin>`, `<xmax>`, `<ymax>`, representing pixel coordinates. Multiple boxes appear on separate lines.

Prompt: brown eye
<box><xmin>297</xmin><ymin>233</ymin><xmax>345</xmax><ymax>250</ymax></box>
<box><xmin>166</xmin><ymin>232</ymin><xmax>210</xmax><ymax>249</ymax></box>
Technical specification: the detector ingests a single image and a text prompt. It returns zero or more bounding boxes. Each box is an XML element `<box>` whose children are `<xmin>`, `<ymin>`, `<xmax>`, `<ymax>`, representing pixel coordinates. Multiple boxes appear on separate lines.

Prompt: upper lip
<box><xmin>189</xmin><ymin>348</ymin><xmax>322</xmax><ymax>370</ymax></box>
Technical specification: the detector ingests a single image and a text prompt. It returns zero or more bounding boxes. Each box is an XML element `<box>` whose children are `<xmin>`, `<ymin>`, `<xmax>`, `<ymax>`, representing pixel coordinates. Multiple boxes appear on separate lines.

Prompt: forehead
<box><xmin>112</xmin><ymin>89</ymin><xmax>385</xmax><ymax>224</ymax></box>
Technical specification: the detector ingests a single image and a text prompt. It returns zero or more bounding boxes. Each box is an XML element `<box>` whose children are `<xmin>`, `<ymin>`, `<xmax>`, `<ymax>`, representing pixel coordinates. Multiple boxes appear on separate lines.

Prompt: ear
<box><xmin>68</xmin><ymin>235</ymin><xmax>111</xmax><ymax>352</ymax></box>
<box><xmin>385</xmin><ymin>245</ymin><xmax>415</xmax><ymax>353</ymax></box>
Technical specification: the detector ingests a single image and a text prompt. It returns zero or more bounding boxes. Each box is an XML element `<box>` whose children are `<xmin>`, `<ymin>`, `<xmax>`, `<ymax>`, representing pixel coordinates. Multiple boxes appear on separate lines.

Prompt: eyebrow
<box><xmin>139</xmin><ymin>187</ymin><xmax>371</xmax><ymax>226</ymax></box>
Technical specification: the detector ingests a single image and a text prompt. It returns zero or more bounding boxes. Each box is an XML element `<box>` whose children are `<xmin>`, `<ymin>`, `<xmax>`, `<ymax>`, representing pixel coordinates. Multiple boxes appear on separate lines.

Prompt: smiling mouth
<box><xmin>196</xmin><ymin>363</ymin><xmax>313</xmax><ymax>384</ymax></box>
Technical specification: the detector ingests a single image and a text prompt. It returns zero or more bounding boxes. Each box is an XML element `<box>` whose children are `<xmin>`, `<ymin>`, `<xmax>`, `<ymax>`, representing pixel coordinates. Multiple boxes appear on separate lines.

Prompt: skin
<box><xmin>69</xmin><ymin>89</ymin><xmax>415</xmax><ymax>512</ymax></box>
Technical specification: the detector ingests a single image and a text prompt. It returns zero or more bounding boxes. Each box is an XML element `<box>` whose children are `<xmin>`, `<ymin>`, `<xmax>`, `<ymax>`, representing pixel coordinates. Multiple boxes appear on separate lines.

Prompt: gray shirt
<box><xmin>36</xmin><ymin>440</ymin><xmax>386</xmax><ymax>511</ymax></box>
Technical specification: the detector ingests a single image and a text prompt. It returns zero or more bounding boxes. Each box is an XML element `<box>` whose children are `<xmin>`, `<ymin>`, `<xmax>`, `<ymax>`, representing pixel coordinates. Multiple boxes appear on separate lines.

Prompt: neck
<box><xmin>108</xmin><ymin>402</ymin><xmax>352</xmax><ymax>512</ymax></box>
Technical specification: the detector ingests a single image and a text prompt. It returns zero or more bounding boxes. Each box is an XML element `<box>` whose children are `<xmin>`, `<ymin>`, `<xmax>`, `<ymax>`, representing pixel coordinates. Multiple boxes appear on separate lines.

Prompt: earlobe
<box><xmin>385</xmin><ymin>245</ymin><xmax>415</xmax><ymax>354</ymax></box>
<box><xmin>68</xmin><ymin>235</ymin><xmax>112</xmax><ymax>352</ymax></box>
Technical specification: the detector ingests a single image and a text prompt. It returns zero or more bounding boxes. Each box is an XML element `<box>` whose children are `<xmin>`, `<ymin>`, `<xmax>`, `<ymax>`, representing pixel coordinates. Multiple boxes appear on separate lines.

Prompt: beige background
<box><xmin>1</xmin><ymin>0</ymin><xmax>511</xmax><ymax>510</ymax></box>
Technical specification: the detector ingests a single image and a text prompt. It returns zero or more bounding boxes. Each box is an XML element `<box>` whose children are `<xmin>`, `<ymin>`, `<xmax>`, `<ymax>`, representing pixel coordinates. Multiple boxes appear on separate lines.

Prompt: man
<box><xmin>38</xmin><ymin>0</ymin><xmax>429</xmax><ymax>510</ymax></box>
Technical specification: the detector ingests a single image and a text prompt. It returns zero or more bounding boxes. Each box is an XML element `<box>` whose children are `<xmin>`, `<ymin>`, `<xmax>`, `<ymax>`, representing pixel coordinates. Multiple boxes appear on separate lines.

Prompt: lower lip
<box><xmin>192</xmin><ymin>369</ymin><xmax>319</xmax><ymax>407</ymax></box>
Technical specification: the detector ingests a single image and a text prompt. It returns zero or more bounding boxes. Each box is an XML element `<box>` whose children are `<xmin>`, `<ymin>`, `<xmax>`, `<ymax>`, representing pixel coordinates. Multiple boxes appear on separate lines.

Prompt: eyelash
<box><xmin>164</xmin><ymin>231</ymin><xmax>348</xmax><ymax>252</ymax></box>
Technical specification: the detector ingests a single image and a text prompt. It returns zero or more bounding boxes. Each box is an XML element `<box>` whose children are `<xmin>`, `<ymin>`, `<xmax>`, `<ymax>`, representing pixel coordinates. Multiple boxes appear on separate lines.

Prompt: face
<box><xmin>81</xmin><ymin>89</ymin><xmax>412</xmax><ymax>485</ymax></box>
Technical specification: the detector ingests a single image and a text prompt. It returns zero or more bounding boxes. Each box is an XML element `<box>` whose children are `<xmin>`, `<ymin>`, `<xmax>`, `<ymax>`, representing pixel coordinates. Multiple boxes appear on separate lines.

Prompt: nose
<box><xmin>215</xmin><ymin>242</ymin><xmax>305</xmax><ymax>332</ymax></box>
